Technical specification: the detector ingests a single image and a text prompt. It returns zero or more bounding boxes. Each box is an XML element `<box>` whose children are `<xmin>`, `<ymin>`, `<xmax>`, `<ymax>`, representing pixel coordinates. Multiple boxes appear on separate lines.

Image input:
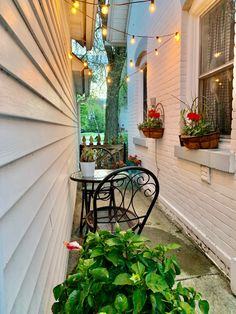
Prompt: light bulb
<box><xmin>102</xmin><ymin>27</ymin><xmax>107</xmax><ymax>36</ymax></box>
<box><xmin>88</xmin><ymin>70</ymin><xmax>92</xmax><ymax>76</ymax></box>
<box><xmin>101</xmin><ymin>5</ymin><xmax>109</xmax><ymax>15</ymax></box>
<box><xmin>149</xmin><ymin>0</ymin><xmax>156</xmax><ymax>13</ymax></box>
<box><xmin>106</xmin><ymin>65</ymin><xmax>110</xmax><ymax>72</ymax></box>
<box><xmin>83</xmin><ymin>61</ymin><xmax>88</xmax><ymax>67</ymax></box>
<box><xmin>174</xmin><ymin>32</ymin><xmax>180</xmax><ymax>41</ymax></box>
<box><xmin>73</xmin><ymin>1</ymin><xmax>79</xmax><ymax>8</ymax></box>
<box><xmin>107</xmin><ymin>77</ymin><xmax>112</xmax><ymax>84</ymax></box>
<box><xmin>155</xmin><ymin>49</ymin><xmax>159</xmax><ymax>56</ymax></box>
<box><xmin>68</xmin><ymin>53</ymin><xmax>73</xmax><ymax>60</ymax></box>
<box><xmin>71</xmin><ymin>7</ymin><xmax>77</xmax><ymax>14</ymax></box>
<box><xmin>129</xmin><ymin>59</ymin><xmax>134</xmax><ymax>67</ymax></box>
<box><xmin>130</xmin><ymin>35</ymin><xmax>135</xmax><ymax>45</ymax></box>
<box><xmin>126</xmin><ymin>76</ymin><xmax>130</xmax><ymax>82</ymax></box>
<box><xmin>156</xmin><ymin>36</ymin><xmax>162</xmax><ymax>43</ymax></box>
<box><xmin>139</xmin><ymin>69</ymin><xmax>143</xmax><ymax>73</ymax></box>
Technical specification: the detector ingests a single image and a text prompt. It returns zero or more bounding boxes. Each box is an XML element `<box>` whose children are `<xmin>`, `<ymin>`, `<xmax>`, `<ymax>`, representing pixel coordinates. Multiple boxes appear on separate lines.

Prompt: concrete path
<box><xmin>68</xmin><ymin>191</ymin><xmax>236</xmax><ymax>313</ymax></box>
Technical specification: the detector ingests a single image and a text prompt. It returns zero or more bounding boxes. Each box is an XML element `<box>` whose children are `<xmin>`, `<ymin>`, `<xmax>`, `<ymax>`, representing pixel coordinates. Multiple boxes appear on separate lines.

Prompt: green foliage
<box><xmin>80</xmin><ymin>147</ymin><xmax>96</xmax><ymax>162</ymax></box>
<box><xmin>137</xmin><ymin>118</ymin><xmax>163</xmax><ymax>130</ymax></box>
<box><xmin>52</xmin><ymin>229</ymin><xmax>209</xmax><ymax>314</ymax></box>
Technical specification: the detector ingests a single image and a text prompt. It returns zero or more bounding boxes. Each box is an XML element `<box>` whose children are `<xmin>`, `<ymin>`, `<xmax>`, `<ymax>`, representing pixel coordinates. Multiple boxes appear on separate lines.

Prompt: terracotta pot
<box><xmin>141</xmin><ymin>128</ymin><xmax>164</xmax><ymax>139</ymax></box>
<box><xmin>180</xmin><ymin>132</ymin><xmax>220</xmax><ymax>149</ymax></box>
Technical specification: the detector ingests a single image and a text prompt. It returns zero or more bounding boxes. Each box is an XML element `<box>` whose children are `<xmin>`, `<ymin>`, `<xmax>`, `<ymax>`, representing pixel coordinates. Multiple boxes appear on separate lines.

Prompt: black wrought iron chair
<box><xmin>85</xmin><ymin>166</ymin><xmax>159</xmax><ymax>234</ymax></box>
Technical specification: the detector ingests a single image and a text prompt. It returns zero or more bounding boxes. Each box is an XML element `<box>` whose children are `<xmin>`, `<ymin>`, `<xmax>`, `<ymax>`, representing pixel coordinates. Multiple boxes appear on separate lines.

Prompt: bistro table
<box><xmin>70</xmin><ymin>169</ymin><xmax>115</xmax><ymax>234</ymax></box>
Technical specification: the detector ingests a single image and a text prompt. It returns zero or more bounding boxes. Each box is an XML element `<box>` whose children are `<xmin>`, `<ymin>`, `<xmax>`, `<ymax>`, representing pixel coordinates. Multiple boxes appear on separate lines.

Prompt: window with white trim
<box><xmin>199</xmin><ymin>0</ymin><xmax>235</xmax><ymax>136</ymax></box>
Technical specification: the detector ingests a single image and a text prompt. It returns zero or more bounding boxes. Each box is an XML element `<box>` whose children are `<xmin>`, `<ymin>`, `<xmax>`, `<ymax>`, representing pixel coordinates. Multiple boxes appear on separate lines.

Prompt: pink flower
<box><xmin>64</xmin><ymin>241</ymin><xmax>82</xmax><ymax>251</ymax></box>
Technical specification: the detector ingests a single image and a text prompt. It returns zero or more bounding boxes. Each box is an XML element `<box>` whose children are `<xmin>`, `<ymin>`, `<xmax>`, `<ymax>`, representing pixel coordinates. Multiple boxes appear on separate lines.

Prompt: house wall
<box><xmin>127</xmin><ymin>0</ymin><xmax>236</xmax><ymax>289</ymax></box>
<box><xmin>0</xmin><ymin>1</ymin><xmax>77</xmax><ymax>313</ymax></box>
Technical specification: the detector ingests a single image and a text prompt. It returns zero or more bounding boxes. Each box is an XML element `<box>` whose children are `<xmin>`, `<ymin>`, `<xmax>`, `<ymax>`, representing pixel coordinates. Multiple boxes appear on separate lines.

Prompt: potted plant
<box><xmin>138</xmin><ymin>103</ymin><xmax>164</xmax><ymax>139</ymax></box>
<box><xmin>179</xmin><ymin>97</ymin><xmax>220</xmax><ymax>149</ymax></box>
<box><xmin>127</xmin><ymin>154</ymin><xmax>142</xmax><ymax>166</ymax></box>
<box><xmin>80</xmin><ymin>147</ymin><xmax>96</xmax><ymax>177</ymax></box>
<box><xmin>52</xmin><ymin>227</ymin><xmax>209</xmax><ymax>314</ymax></box>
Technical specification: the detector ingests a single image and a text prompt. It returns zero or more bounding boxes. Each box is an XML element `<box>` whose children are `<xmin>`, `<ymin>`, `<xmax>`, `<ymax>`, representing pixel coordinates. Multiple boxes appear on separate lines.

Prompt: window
<box><xmin>143</xmin><ymin>65</ymin><xmax>147</xmax><ymax>121</ymax></box>
<box><xmin>199</xmin><ymin>0</ymin><xmax>234</xmax><ymax>136</ymax></box>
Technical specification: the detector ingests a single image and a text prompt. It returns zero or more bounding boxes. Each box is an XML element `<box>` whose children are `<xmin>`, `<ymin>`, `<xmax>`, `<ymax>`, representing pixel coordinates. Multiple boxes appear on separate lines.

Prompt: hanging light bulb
<box><xmin>130</xmin><ymin>35</ymin><xmax>136</xmax><ymax>45</ymax></box>
<box><xmin>106</xmin><ymin>64</ymin><xmax>110</xmax><ymax>72</ymax></box>
<box><xmin>156</xmin><ymin>36</ymin><xmax>162</xmax><ymax>43</ymax></box>
<box><xmin>68</xmin><ymin>53</ymin><xmax>73</xmax><ymax>60</ymax></box>
<box><xmin>83</xmin><ymin>61</ymin><xmax>88</xmax><ymax>67</ymax></box>
<box><xmin>126</xmin><ymin>76</ymin><xmax>130</xmax><ymax>82</ymax></box>
<box><xmin>101</xmin><ymin>5</ymin><xmax>109</xmax><ymax>15</ymax></box>
<box><xmin>155</xmin><ymin>49</ymin><xmax>159</xmax><ymax>56</ymax></box>
<box><xmin>71</xmin><ymin>7</ymin><xmax>77</xmax><ymax>14</ymax></box>
<box><xmin>107</xmin><ymin>77</ymin><xmax>112</xmax><ymax>84</ymax></box>
<box><xmin>139</xmin><ymin>69</ymin><xmax>143</xmax><ymax>73</ymax></box>
<box><xmin>88</xmin><ymin>70</ymin><xmax>92</xmax><ymax>76</ymax></box>
<box><xmin>174</xmin><ymin>32</ymin><xmax>180</xmax><ymax>41</ymax></box>
<box><xmin>73</xmin><ymin>1</ymin><xmax>79</xmax><ymax>9</ymax></box>
<box><xmin>102</xmin><ymin>27</ymin><xmax>107</xmax><ymax>36</ymax></box>
<box><xmin>129</xmin><ymin>59</ymin><xmax>134</xmax><ymax>67</ymax></box>
<box><xmin>149</xmin><ymin>0</ymin><xmax>156</xmax><ymax>13</ymax></box>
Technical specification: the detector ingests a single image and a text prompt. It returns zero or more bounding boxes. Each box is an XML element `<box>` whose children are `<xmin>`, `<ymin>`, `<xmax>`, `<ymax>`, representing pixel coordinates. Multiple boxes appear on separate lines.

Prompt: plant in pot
<box><xmin>80</xmin><ymin>147</ymin><xmax>96</xmax><ymax>177</ymax></box>
<box><xmin>179</xmin><ymin>97</ymin><xmax>220</xmax><ymax>149</ymax></box>
<box><xmin>138</xmin><ymin>103</ymin><xmax>164</xmax><ymax>139</ymax></box>
<box><xmin>52</xmin><ymin>227</ymin><xmax>209</xmax><ymax>314</ymax></box>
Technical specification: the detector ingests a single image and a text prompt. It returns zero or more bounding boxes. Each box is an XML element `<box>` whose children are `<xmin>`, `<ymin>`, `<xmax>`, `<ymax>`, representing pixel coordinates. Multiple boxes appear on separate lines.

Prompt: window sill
<box><xmin>133</xmin><ymin>136</ymin><xmax>148</xmax><ymax>148</ymax></box>
<box><xmin>174</xmin><ymin>146</ymin><xmax>235</xmax><ymax>173</ymax></box>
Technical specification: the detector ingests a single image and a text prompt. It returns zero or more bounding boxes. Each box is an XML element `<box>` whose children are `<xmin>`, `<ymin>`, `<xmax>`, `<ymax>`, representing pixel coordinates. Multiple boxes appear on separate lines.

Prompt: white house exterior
<box><xmin>125</xmin><ymin>0</ymin><xmax>236</xmax><ymax>293</ymax></box>
<box><xmin>0</xmin><ymin>0</ymin><xmax>96</xmax><ymax>313</ymax></box>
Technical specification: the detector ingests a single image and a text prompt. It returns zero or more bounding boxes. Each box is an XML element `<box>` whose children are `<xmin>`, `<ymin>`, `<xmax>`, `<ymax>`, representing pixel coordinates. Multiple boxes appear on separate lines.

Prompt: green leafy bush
<box><xmin>52</xmin><ymin>228</ymin><xmax>209</xmax><ymax>314</ymax></box>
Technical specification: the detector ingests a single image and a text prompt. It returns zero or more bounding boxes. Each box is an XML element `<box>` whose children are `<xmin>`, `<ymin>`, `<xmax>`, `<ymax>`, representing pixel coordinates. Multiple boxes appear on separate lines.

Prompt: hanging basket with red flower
<box><xmin>138</xmin><ymin>102</ymin><xmax>165</xmax><ymax>139</ymax></box>
<box><xmin>179</xmin><ymin>97</ymin><xmax>220</xmax><ymax>149</ymax></box>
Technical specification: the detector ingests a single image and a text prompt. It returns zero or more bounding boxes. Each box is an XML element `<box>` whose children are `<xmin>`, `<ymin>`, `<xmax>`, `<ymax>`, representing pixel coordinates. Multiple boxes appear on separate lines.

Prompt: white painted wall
<box><xmin>127</xmin><ymin>0</ymin><xmax>236</xmax><ymax>290</ymax></box>
<box><xmin>0</xmin><ymin>0</ymin><xmax>77</xmax><ymax>313</ymax></box>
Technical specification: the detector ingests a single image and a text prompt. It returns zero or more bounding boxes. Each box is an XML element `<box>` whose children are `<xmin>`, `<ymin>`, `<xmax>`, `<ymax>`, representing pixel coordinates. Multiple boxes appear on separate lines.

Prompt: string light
<box><xmin>174</xmin><ymin>32</ymin><xmax>180</xmax><ymax>41</ymax></box>
<box><xmin>73</xmin><ymin>0</ymin><xmax>79</xmax><ymax>8</ymax></box>
<box><xmin>71</xmin><ymin>7</ymin><xmax>77</xmax><ymax>14</ymax></box>
<box><xmin>149</xmin><ymin>0</ymin><xmax>156</xmax><ymax>13</ymax></box>
<box><xmin>155</xmin><ymin>49</ymin><xmax>159</xmax><ymax>56</ymax></box>
<box><xmin>88</xmin><ymin>70</ymin><xmax>92</xmax><ymax>76</ymax></box>
<box><xmin>83</xmin><ymin>61</ymin><xmax>88</xmax><ymax>67</ymax></box>
<box><xmin>130</xmin><ymin>35</ymin><xmax>136</xmax><ymax>45</ymax></box>
<box><xmin>156</xmin><ymin>36</ymin><xmax>162</xmax><ymax>43</ymax></box>
<box><xmin>139</xmin><ymin>69</ymin><xmax>143</xmax><ymax>73</ymax></box>
<box><xmin>68</xmin><ymin>53</ymin><xmax>73</xmax><ymax>59</ymax></box>
<box><xmin>107</xmin><ymin>77</ymin><xmax>112</xmax><ymax>84</ymax></box>
<box><xmin>102</xmin><ymin>27</ymin><xmax>107</xmax><ymax>36</ymax></box>
<box><xmin>129</xmin><ymin>59</ymin><xmax>134</xmax><ymax>67</ymax></box>
<box><xmin>101</xmin><ymin>5</ymin><xmax>109</xmax><ymax>15</ymax></box>
<box><xmin>126</xmin><ymin>76</ymin><xmax>130</xmax><ymax>82</ymax></box>
<box><xmin>106</xmin><ymin>65</ymin><xmax>111</xmax><ymax>72</ymax></box>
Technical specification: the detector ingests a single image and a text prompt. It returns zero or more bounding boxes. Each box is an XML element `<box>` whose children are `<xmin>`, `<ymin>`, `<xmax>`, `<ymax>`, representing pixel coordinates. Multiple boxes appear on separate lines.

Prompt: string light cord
<box><xmin>68</xmin><ymin>0</ymin><xmax>151</xmax><ymax>7</ymax></box>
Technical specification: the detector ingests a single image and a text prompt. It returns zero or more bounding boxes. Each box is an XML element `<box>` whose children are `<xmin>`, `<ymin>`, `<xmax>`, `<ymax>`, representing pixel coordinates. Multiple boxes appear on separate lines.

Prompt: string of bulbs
<box><xmin>69</xmin><ymin>0</ymin><xmax>156</xmax><ymax>15</ymax></box>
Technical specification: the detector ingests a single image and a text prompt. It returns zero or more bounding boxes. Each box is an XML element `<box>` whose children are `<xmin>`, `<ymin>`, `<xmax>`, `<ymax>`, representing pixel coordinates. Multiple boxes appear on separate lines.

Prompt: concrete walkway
<box><xmin>68</xmin><ymin>190</ymin><xmax>236</xmax><ymax>313</ymax></box>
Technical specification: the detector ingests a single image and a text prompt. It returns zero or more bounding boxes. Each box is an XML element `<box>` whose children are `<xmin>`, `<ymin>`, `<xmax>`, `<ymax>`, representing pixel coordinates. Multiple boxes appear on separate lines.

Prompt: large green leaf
<box><xmin>105</xmin><ymin>250</ymin><xmax>122</xmax><ymax>266</ymax></box>
<box><xmin>90</xmin><ymin>247</ymin><xmax>104</xmax><ymax>258</ymax></box>
<box><xmin>53</xmin><ymin>284</ymin><xmax>64</xmax><ymax>300</ymax></box>
<box><xmin>180</xmin><ymin>301</ymin><xmax>195</xmax><ymax>313</ymax></box>
<box><xmin>90</xmin><ymin>267</ymin><xmax>109</xmax><ymax>281</ymax></box>
<box><xmin>113</xmin><ymin>273</ymin><xmax>133</xmax><ymax>286</ymax></box>
<box><xmin>114</xmin><ymin>293</ymin><xmax>129</xmax><ymax>312</ymax></box>
<box><xmin>199</xmin><ymin>300</ymin><xmax>210</xmax><ymax>314</ymax></box>
<box><xmin>105</xmin><ymin>238</ymin><xmax>123</xmax><ymax>247</ymax></box>
<box><xmin>131</xmin><ymin>261</ymin><xmax>145</xmax><ymax>275</ymax></box>
<box><xmin>132</xmin><ymin>288</ymin><xmax>147</xmax><ymax>314</ymax></box>
<box><xmin>65</xmin><ymin>290</ymin><xmax>80</xmax><ymax>313</ymax></box>
<box><xmin>145</xmin><ymin>273</ymin><xmax>169</xmax><ymax>293</ymax></box>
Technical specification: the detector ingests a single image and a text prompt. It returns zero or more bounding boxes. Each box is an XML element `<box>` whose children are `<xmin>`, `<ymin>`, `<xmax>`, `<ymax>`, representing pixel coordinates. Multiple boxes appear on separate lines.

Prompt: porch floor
<box><xmin>67</xmin><ymin>189</ymin><xmax>236</xmax><ymax>313</ymax></box>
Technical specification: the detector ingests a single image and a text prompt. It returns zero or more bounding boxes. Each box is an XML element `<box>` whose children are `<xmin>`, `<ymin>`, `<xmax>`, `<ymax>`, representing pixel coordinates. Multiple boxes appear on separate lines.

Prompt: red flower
<box><xmin>148</xmin><ymin>109</ymin><xmax>160</xmax><ymax>119</ymax></box>
<box><xmin>64</xmin><ymin>241</ymin><xmax>82</xmax><ymax>251</ymax></box>
<box><xmin>187</xmin><ymin>112</ymin><xmax>201</xmax><ymax>121</ymax></box>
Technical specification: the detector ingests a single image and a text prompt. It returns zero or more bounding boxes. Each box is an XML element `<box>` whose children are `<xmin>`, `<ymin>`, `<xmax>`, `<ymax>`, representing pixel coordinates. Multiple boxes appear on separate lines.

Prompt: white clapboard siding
<box><xmin>0</xmin><ymin>0</ymin><xmax>78</xmax><ymax>312</ymax></box>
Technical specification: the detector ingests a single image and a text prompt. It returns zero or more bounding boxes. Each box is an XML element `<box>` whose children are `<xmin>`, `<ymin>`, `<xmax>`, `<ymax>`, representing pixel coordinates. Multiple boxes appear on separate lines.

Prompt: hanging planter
<box><xmin>138</xmin><ymin>102</ymin><xmax>165</xmax><ymax>139</ymax></box>
<box><xmin>179</xmin><ymin>131</ymin><xmax>220</xmax><ymax>149</ymax></box>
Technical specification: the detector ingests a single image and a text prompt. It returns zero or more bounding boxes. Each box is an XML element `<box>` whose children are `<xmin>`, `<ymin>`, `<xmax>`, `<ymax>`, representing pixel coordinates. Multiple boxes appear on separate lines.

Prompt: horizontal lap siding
<box><xmin>128</xmin><ymin>0</ymin><xmax>236</xmax><ymax>278</ymax></box>
<box><xmin>0</xmin><ymin>0</ymin><xmax>77</xmax><ymax>313</ymax></box>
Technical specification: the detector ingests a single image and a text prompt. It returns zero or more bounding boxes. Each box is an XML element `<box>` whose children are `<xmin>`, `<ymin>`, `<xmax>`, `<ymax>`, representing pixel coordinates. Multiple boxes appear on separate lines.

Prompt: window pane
<box><xmin>200</xmin><ymin>0</ymin><xmax>234</xmax><ymax>74</ymax></box>
<box><xmin>200</xmin><ymin>68</ymin><xmax>233</xmax><ymax>135</ymax></box>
